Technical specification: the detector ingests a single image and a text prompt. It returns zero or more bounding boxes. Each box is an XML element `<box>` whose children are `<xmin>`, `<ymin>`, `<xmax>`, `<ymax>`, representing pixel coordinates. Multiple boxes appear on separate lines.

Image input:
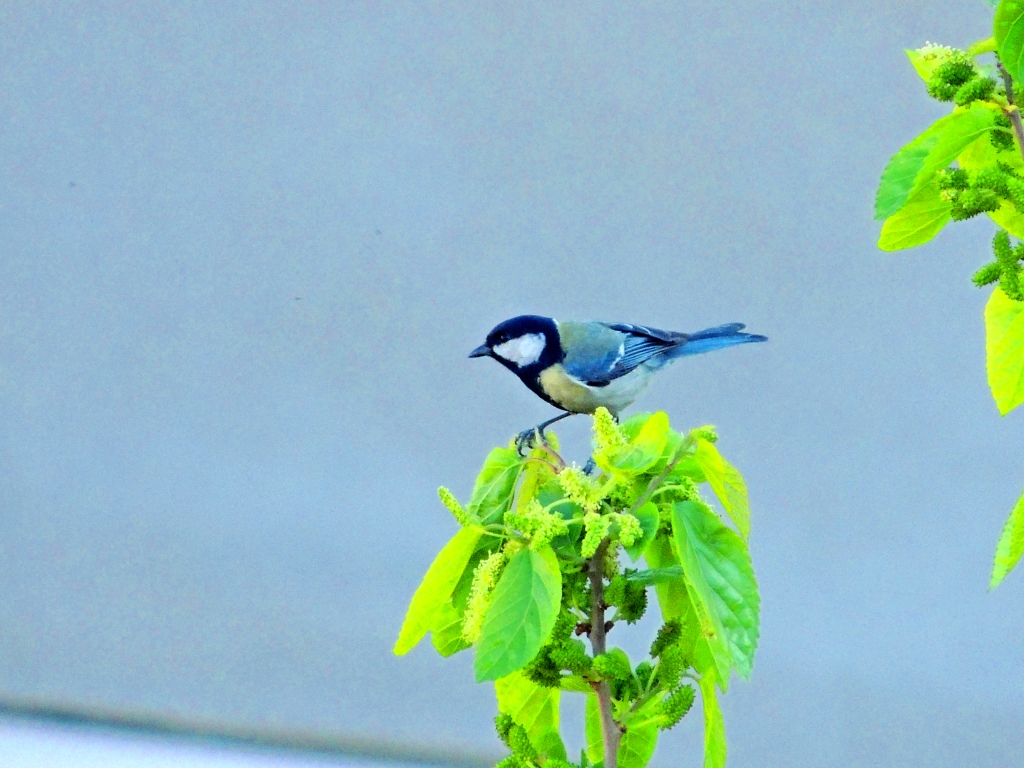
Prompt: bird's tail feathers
<box><xmin>673</xmin><ymin>323</ymin><xmax>767</xmax><ymax>357</ymax></box>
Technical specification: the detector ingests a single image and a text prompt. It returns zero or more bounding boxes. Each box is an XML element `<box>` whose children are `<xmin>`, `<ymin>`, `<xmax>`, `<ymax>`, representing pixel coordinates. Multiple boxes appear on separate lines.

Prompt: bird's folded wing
<box><xmin>560</xmin><ymin>321</ymin><xmax>684</xmax><ymax>386</ymax></box>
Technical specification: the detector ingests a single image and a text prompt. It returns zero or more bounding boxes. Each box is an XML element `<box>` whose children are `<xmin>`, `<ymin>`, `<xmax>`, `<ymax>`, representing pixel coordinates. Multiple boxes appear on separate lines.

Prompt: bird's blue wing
<box><xmin>558</xmin><ymin>321</ymin><xmax>684</xmax><ymax>385</ymax></box>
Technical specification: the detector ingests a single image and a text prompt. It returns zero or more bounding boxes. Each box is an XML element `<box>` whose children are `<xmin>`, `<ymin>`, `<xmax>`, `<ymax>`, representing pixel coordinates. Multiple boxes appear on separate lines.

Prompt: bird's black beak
<box><xmin>469</xmin><ymin>344</ymin><xmax>491</xmax><ymax>359</ymax></box>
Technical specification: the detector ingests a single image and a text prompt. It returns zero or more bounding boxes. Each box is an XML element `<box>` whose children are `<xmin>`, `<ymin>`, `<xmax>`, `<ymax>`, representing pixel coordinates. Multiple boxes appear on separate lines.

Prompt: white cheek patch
<box><xmin>493</xmin><ymin>333</ymin><xmax>546</xmax><ymax>367</ymax></box>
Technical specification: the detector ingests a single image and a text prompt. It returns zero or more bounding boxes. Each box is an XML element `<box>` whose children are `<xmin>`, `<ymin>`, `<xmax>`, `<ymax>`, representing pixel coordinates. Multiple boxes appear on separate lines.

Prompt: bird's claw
<box><xmin>515</xmin><ymin>427</ymin><xmax>545</xmax><ymax>456</ymax></box>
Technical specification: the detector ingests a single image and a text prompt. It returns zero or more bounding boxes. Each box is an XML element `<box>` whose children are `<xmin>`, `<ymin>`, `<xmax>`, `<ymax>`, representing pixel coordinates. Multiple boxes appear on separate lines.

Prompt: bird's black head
<box><xmin>469</xmin><ymin>315</ymin><xmax>563</xmax><ymax>379</ymax></box>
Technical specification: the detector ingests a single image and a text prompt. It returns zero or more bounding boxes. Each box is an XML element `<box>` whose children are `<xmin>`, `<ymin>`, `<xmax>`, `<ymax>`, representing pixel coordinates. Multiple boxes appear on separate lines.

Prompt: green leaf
<box><xmin>673</xmin><ymin>501</ymin><xmax>760</xmax><ymax>680</ymax></box>
<box><xmin>617</xmin><ymin>723</ymin><xmax>658</xmax><ymax>768</ymax></box>
<box><xmin>430</xmin><ymin>601</ymin><xmax>470</xmax><ymax>657</ymax></box>
<box><xmin>474</xmin><ymin>546</ymin><xmax>562</xmax><ymax>682</ymax></box>
<box><xmin>694</xmin><ymin>439</ymin><xmax>751</xmax><ymax>539</ymax></box>
<box><xmin>699</xmin><ymin>668</ymin><xmax>727</xmax><ymax>768</ymax></box>
<box><xmin>875</xmin><ymin>105</ymin><xmax>996</xmax><ymax>221</ymax></box>
<box><xmin>626</xmin><ymin>565</ymin><xmax>684</xmax><ymax>585</ymax></box>
<box><xmin>997</xmin><ymin>0</ymin><xmax>1024</xmax><ymax>83</ymax></box>
<box><xmin>991</xmin><ymin>486</ymin><xmax>1024</xmax><ymax>588</ymax></box>
<box><xmin>904</xmin><ymin>49</ymin><xmax>935</xmax><ymax>82</ymax></box>
<box><xmin>469</xmin><ymin>448</ymin><xmax>524</xmax><ymax>524</ymax></box>
<box><xmin>986</xmin><ymin>287</ymin><xmax>1024</xmax><ymax>414</ymax></box>
<box><xmin>644</xmin><ymin>534</ymin><xmax>692</xmax><ymax>621</ymax></box>
<box><xmin>394</xmin><ymin>526</ymin><xmax>484</xmax><ymax>655</ymax></box>
<box><xmin>495</xmin><ymin>670</ymin><xmax>565</xmax><ymax>759</ymax></box>
<box><xmin>968</xmin><ymin>35</ymin><xmax>997</xmax><ymax>54</ymax></box>
<box><xmin>877</xmin><ymin>182</ymin><xmax>951</xmax><ymax>251</ymax></box>
<box><xmin>560</xmin><ymin>675</ymin><xmax>592</xmax><ymax>693</ymax></box>
<box><xmin>990</xmin><ymin>201</ymin><xmax>1024</xmax><ymax>238</ymax></box>
<box><xmin>585</xmin><ymin>694</ymin><xmax>603</xmax><ymax>764</ymax></box>
<box><xmin>598</xmin><ymin>412</ymin><xmax>671</xmax><ymax>475</ymax></box>
<box><xmin>625</xmin><ymin>502</ymin><xmax>659</xmax><ymax>562</ymax></box>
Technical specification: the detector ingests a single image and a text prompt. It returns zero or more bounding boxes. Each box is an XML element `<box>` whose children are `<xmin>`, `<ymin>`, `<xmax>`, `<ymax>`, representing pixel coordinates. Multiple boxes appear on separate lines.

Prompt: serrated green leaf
<box><xmin>997</xmin><ymin>0</ymin><xmax>1024</xmax><ymax>83</ymax></box>
<box><xmin>431</xmin><ymin>601</ymin><xmax>471</xmax><ymax>657</ymax></box>
<box><xmin>598</xmin><ymin>412</ymin><xmax>671</xmax><ymax>475</ymax></box>
<box><xmin>875</xmin><ymin>105</ymin><xmax>996</xmax><ymax>221</ymax></box>
<box><xmin>474</xmin><ymin>546</ymin><xmax>562</xmax><ymax>682</ymax></box>
<box><xmin>699</xmin><ymin>668</ymin><xmax>727</xmax><ymax>768</ymax></box>
<box><xmin>469</xmin><ymin>448</ymin><xmax>524</xmax><ymax>524</ymax></box>
<box><xmin>991</xmin><ymin>487</ymin><xmax>1024</xmax><ymax>588</ymax></box>
<box><xmin>985</xmin><ymin>287</ymin><xmax>1024</xmax><ymax>414</ymax></box>
<box><xmin>877</xmin><ymin>182</ymin><xmax>951</xmax><ymax>251</ymax></box>
<box><xmin>673</xmin><ymin>501</ymin><xmax>759</xmax><ymax>680</ymax></box>
<box><xmin>694</xmin><ymin>439</ymin><xmax>751</xmax><ymax>539</ymax></box>
<box><xmin>394</xmin><ymin>526</ymin><xmax>484</xmax><ymax>655</ymax></box>
<box><xmin>625</xmin><ymin>502</ymin><xmax>659</xmax><ymax>562</ymax></box>
<box><xmin>495</xmin><ymin>670</ymin><xmax>565</xmax><ymax>759</ymax></box>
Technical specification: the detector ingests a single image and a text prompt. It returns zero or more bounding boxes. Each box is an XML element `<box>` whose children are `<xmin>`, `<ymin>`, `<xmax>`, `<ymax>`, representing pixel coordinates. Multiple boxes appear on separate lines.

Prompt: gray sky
<box><xmin>1</xmin><ymin>1</ymin><xmax>1023</xmax><ymax>766</ymax></box>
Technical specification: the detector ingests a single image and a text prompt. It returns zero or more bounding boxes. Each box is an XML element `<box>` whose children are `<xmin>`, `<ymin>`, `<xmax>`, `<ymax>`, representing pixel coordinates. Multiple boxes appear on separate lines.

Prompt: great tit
<box><xmin>469</xmin><ymin>315</ymin><xmax>766</xmax><ymax>449</ymax></box>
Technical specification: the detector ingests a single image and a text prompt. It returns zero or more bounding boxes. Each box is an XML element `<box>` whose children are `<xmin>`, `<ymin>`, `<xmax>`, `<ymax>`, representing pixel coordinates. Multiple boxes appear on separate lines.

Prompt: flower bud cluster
<box><xmin>692</xmin><ymin>425</ymin><xmax>718</xmax><ymax>443</ymax></box>
<box><xmin>922</xmin><ymin>48</ymin><xmax>994</xmax><ymax>106</ymax></box>
<box><xmin>505</xmin><ymin>499</ymin><xmax>569</xmax><ymax>550</ymax></box>
<box><xmin>558</xmin><ymin>466</ymin><xmax>604</xmax><ymax>514</ymax></box>
<box><xmin>613</xmin><ymin>512</ymin><xmax>642</xmax><ymax>547</ymax></box>
<box><xmin>974</xmin><ymin>229</ymin><xmax>1024</xmax><ymax>300</ymax></box>
<box><xmin>936</xmin><ymin>164</ymin><xmax>1024</xmax><ymax>222</ymax></box>
<box><xmin>592</xmin><ymin>406</ymin><xmax>626</xmax><ymax>457</ymax></box>
<box><xmin>604</xmin><ymin>573</ymin><xmax>649</xmax><ymax>624</ymax></box>
<box><xmin>463</xmin><ymin>551</ymin><xmax>506</xmax><ymax>643</ymax></box>
<box><xmin>580</xmin><ymin>512</ymin><xmax>611</xmax><ymax>558</ymax></box>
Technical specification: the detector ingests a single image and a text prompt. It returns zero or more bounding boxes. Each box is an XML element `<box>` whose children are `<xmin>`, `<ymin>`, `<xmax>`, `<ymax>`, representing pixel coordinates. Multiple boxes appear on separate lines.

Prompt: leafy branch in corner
<box><xmin>874</xmin><ymin>0</ymin><xmax>1024</xmax><ymax>588</ymax></box>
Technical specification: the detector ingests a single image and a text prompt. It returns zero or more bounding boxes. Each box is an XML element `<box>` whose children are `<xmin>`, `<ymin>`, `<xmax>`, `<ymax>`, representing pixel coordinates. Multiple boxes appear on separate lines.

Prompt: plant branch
<box><xmin>997</xmin><ymin>60</ymin><xmax>1024</xmax><ymax>167</ymax></box>
<box><xmin>587</xmin><ymin>538</ymin><xmax>621</xmax><ymax>768</ymax></box>
<box><xmin>626</xmin><ymin>435</ymin><xmax>696</xmax><ymax>516</ymax></box>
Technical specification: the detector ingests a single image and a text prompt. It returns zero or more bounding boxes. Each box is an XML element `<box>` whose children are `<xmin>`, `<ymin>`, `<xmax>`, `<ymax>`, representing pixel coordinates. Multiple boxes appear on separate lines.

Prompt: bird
<box><xmin>469</xmin><ymin>315</ymin><xmax>767</xmax><ymax>452</ymax></box>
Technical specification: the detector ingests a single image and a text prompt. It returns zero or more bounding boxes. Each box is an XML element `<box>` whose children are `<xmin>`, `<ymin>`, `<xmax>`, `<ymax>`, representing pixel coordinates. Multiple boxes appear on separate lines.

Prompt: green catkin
<box><xmin>505</xmin><ymin>499</ymin><xmax>569</xmax><ymax>550</ymax></box>
<box><xmin>991</xmin><ymin>129</ymin><xmax>1015</xmax><ymax>152</ymax></box>
<box><xmin>655</xmin><ymin>645</ymin><xmax>684</xmax><ymax>690</ymax></box>
<box><xmin>926</xmin><ymin>55</ymin><xmax>976</xmax><ymax>102</ymax></box>
<box><xmin>581</xmin><ymin>512</ymin><xmax>611</xmax><ymax>558</ymax></box>
<box><xmin>463</xmin><ymin>551</ymin><xmax>506</xmax><ymax>643</ymax></box>
<box><xmin>438</xmin><ymin>486</ymin><xmax>474</xmax><ymax>526</ymax></box>
<box><xmin>550</xmin><ymin>639</ymin><xmax>593</xmax><ymax>675</ymax></box>
<box><xmin>649</xmin><ymin>620</ymin><xmax>682</xmax><ymax>657</ymax></box>
<box><xmin>613</xmin><ymin>513</ymin><xmax>643</xmax><ymax>547</ymax></box>
<box><xmin>591</xmin><ymin>649</ymin><xmax>633</xmax><ymax>682</ymax></box>
<box><xmin>508</xmin><ymin>725</ymin><xmax>537</xmax><ymax>759</ymax></box>
<box><xmin>658</xmin><ymin>684</ymin><xmax>696</xmax><ymax>730</ymax></box>
<box><xmin>495</xmin><ymin>713</ymin><xmax>515</xmax><ymax>746</ymax></box>
<box><xmin>558</xmin><ymin>467</ymin><xmax>603</xmax><ymax>514</ymax></box>
<box><xmin>954</xmin><ymin>76</ymin><xmax>995</xmax><ymax>106</ymax></box>
<box><xmin>973</xmin><ymin>261</ymin><xmax>1003</xmax><ymax>287</ymax></box>
<box><xmin>523</xmin><ymin>646</ymin><xmax>563</xmax><ymax>688</ymax></box>
<box><xmin>592</xmin><ymin>406</ymin><xmax>626</xmax><ymax>456</ymax></box>
<box><xmin>618</xmin><ymin>581</ymin><xmax>648</xmax><ymax>624</ymax></box>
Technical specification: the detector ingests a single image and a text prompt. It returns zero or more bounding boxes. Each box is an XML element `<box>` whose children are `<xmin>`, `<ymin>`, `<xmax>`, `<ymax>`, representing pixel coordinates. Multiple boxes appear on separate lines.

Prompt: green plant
<box><xmin>394</xmin><ymin>409</ymin><xmax>759</xmax><ymax>768</ymax></box>
<box><xmin>874</xmin><ymin>0</ymin><xmax>1024</xmax><ymax>588</ymax></box>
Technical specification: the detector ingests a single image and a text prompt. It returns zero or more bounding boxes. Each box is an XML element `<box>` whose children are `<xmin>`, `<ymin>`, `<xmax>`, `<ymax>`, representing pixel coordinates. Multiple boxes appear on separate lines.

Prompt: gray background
<box><xmin>1</xmin><ymin>1</ymin><xmax>1022</xmax><ymax>766</ymax></box>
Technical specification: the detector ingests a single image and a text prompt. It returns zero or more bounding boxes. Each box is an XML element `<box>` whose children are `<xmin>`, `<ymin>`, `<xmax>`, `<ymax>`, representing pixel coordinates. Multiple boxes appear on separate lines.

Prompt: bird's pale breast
<box><xmin>538</xmin><ymin>364</ymin><xmax>653</xmax><ymax>416</ymax></box>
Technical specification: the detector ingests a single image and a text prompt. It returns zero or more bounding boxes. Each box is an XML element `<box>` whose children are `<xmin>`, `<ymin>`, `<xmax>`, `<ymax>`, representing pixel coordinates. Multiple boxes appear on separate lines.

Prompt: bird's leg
<box><xmin>515</xmin><ymin>412</ymin><xmax>573</xmax><ymax>456</ymax></box>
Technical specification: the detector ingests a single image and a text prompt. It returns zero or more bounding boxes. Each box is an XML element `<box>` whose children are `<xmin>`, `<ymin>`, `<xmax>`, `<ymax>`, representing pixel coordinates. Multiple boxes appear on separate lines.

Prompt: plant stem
<box><xmin>997</xmin><ymin>61</ymin><xmax>1024</xmax><ymax>167</ymax></box>
<box><xmin>587</xmin><ymin>538</ymin><xmax>621</xmax><ymax>768</ymax></box>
